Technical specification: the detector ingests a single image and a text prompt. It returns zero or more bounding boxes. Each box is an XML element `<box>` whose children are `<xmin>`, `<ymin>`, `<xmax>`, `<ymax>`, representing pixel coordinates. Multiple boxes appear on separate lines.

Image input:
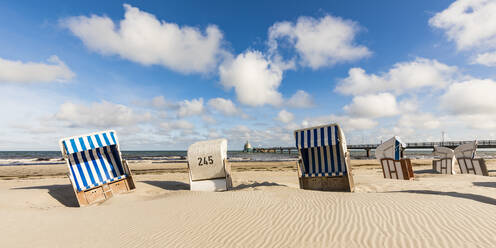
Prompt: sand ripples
<box><xmin>105</xmin><ymin>187</ymin><xmax>496</xmax><ymax>248</ymax></box>
<box><xmin>2</xmin><ymin>167</ymin><xmax>496</xmax><ymax>248</ymax></box>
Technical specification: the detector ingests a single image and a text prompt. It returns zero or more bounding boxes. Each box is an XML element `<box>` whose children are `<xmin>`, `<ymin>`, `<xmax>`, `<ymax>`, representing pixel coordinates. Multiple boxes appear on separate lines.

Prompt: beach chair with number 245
<box><xmin>187</xmin><ymin>139</ymin><xmax>232</xmax><ymax>191</ymax></box>
<box><xmin>59</xmin><ymin>130</ymin><xmax>136</xmax><ymax>207</ymax></box>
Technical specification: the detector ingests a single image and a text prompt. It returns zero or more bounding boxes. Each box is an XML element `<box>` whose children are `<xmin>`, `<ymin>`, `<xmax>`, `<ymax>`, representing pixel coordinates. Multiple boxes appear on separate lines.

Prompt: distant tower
<box><xmin>243</xmin><ymin>141</ymin><xmax>253</xmax><ymax>152</ymax></box>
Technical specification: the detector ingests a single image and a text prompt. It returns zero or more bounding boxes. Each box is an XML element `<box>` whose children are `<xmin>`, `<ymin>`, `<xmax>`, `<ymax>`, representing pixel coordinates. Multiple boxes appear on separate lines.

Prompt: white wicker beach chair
<box><xmin>187</xmin><ymin>139</ymin><xmax>232</xmax><ymax>191</ymax></box>
<box><xmin>454</xmin><ymin>141</ymin><xmax>488</xmax><ymax>176</ymax></box>
<box><xmin>294</xmin><ymin>123</ymin><xmax>354</xmax><ymax>192</ymax></box>
<box><xmin>59</xmin><ymin>130</ymin><xmax>136</xmax><ymax>207</ymax></box>
<box><xmin>376</xmin><ymin>136</ymin><xmax>414</xmax><ymax>180</ymax></box>
<box><xmin>432</xmin><ymin>146</ymin><xmax>456</xmax><ymax>174</ymax></box>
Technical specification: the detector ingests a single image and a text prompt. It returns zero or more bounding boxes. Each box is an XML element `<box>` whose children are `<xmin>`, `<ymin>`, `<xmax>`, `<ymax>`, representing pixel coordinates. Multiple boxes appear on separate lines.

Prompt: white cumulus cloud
<box><xmin>150</xmin><ymin>95</ymin><xmax>177</xmax><ymax>109</ymax></box>
<box><xmin>161</xmin><ymin>120</ymin><xmax>195</xmax><ymax>130</ymax></box>
<box><xmin>336</xmin><ymin>58</ymin><xmax>458</xmax><ymax>95</ymax></box>
<box><xmin>275</xmin><ymin>109</ymin><xmax>294</xmax><ymax>123</ymax></box>
<box><xmin>440</xmin><ymin>79</ymin><xmax>496</xmax><ymax>129</ymax></box>
<box><xmin>429</xmin><ymin>0</ymin><xmax>496</xmax><ymax>51</ymax></box>
<box><xmin>302</xmin><ymin>114</ymin><xmax>378</xmax><ymax>131</ymax></box>
<box><xmin>286</xmin><ymin>90</ymin><xmax>315</xmax><ymax>108</ymax></box>
<box><xmin>207</xmin><ymin>97</ymin><xmax>239</xmax><ymax>116</ymax></box>
<box><xmin>62</xmin><ymin>4</ymin><xmax>225</xmax><ymax>74</ymax></box>
<box><xmin>177</xmin><ymin>98</ymin><xmax>204</xmax><ymax>117</ymax></box>
<box><xmin>343</xmin><ymin>93</ymin><xmax>399</xmax><ymax>118</ymax></box>
<box><xmin>268</xmin><ymin>15</ymin><xmax>371</xmax><ymax>69</ymax></box>
<box><xmin>440</xmin><ymin>79</ymin><xmax>496</xmax><ymax>115</ymax></box>
<box><xmin>219</xmin><ymin>50</ymin><xmax>283</xmax><ymax>106</ymax></box>
<box><xmin>397</xmin><ymin>113</ymin><xmax>440</xmax><ymax>130</ymax></box>
<box><xmin>0</xmin><ymin>56</ymin><xmax>74</xmax><ymax>83</ymax></box>
<box><xmin>56</xmin><ymin>101</ymin><xmax>150</xmax><ymax>128</ymax></box>
<box><xmin>472</xmin><ymin>52</ymin><xmax>496</xmax><ymax>66</ymax></box>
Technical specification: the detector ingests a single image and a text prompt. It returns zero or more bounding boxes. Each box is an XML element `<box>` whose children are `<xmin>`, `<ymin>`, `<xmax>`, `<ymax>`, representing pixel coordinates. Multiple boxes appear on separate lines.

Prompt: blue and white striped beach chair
<box><xmin>294</xmin><ymin>123</ymin><xmax>354</xmax><ymax>192</ymax></box>
<box><xmin>59</xmin><ymin>130</ymin><xmax>136</xmax><ymax>206</ymax></box>
<box><xmin>375</xmin><ymin>136</ymin><xmax>414</xmax><ymax>180</ymax></box>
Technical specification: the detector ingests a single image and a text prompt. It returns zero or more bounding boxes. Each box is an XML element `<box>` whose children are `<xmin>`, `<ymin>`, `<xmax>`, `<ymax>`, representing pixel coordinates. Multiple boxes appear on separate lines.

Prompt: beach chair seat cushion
<box><xmin>299</xmin><ymin>146</ymin><xmax>347</xmax><ymax>177</ymax></box>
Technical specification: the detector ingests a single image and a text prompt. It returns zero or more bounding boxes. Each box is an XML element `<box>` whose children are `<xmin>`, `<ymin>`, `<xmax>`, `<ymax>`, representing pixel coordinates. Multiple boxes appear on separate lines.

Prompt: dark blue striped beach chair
<box><xmin>294</xmin><ymin>123</ymin><xmax>354</xmax><ymax>192</ymax></box>
<box><xmin>59</xmin><ymin>130</ymin><xmax>136</xmax><ymax>206</ymax></box>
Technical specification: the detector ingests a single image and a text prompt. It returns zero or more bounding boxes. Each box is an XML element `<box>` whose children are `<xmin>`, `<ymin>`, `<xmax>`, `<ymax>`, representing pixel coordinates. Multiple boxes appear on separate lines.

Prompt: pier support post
<box><xmin>366</xmin><ymin>149</ymin><xmax>371</xmax><ymax>158</ymax></box>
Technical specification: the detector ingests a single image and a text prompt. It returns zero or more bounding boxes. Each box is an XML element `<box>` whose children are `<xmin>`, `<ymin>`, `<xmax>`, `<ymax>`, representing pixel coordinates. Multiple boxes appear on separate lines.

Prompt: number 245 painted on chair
<box><xmin>198</xmin><ymin>156</ymin><xmax>214</xmax><ymax>166</ymax></box>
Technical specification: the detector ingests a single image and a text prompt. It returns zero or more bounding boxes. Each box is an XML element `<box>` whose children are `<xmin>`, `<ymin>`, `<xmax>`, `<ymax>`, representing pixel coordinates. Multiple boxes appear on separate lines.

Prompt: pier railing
<box><xmin>251</xmin><ymin>140</ymin><xmax>496</xmax><ymax>156</ymax></box>
<box><xmin>348</xmin><ymin>140</ymin><xmax>496</xmax><ymax>149</ymax></box>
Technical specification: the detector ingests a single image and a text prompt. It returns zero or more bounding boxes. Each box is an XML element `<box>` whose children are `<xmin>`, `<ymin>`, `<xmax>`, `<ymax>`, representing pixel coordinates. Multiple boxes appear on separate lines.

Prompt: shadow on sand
<box><xmin>141</xmin><ymin>180</ymin><xmax>190</xmax><ymax>191</ymax></box>
<box><xmin>233</xmin><ymin>182</ymin><xmax>286</xmax><ymax>190</ymax></box>
<box><xmin>473</xmin><ymin>182</ymin><xmax>496</xmax><ymax>189</ymax></box>
<box><xmin>393</xmin><ymin>190</ymin><xmax>496</xmax><ymax>206</ymax></box>
<box><xmin>413</xmin><ymin>169</ymin><xmax>436</xmax><ymax>174</ymax></box>
<box><xmin>12</xmin><ymin>184</ymin><xmax>78</xmax><ymax>207</ymax></box>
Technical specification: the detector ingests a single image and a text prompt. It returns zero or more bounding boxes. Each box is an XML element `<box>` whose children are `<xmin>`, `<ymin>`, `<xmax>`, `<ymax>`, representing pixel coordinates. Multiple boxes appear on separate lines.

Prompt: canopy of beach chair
<box><xmin>433</xmin><ymin>146</ymin><xmax>454</xmax><ymax>158</ymax></box>
<box><xmin>295</xmin><ymin>124</ymin><xmax>344</xmax><ymax>148</ymax></box>
<box><xmin>375</xmin><ymin>136</ymin><xmax>406</xmax><ymax>161</ymax></box>
<box><xmin>61</xmin><ymin>130</ymin><xmax>118</xmax><ymax>155</ymax></box>
<box><xmin>187</xmin><ymin>139</ymin><xmax>228</xmax><ymax>181</ymax></box>
<box><xmin>294</xmin><ymin>124</ymin><xmax>348</xmax><ymax>177</ymax></box>
<box><xmin>454</xmin><ymin>141</ymin><xmax>477</xmax><ymax>159</ymax></box>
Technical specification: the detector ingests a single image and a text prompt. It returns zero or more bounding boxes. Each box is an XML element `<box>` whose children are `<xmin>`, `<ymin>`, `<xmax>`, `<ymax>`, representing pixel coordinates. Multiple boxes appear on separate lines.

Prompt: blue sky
<box><xmin>1</xmin><ymin>0</ymin><xmax>496</xmax><ymax>150</ymax></box>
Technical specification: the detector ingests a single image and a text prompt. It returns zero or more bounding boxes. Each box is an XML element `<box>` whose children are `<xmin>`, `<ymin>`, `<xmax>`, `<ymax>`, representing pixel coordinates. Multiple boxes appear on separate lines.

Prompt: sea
<box><xmin>1</xmin><ymin>149</ymin><xmax>496</xmax><ymax>166</ymax></box>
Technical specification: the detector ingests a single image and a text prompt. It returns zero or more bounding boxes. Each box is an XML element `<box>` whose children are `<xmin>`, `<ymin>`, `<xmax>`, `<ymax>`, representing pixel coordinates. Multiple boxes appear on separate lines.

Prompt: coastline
<box><xmin>1</xmin><ymin>158</ymin><xmax>494</xmax><ymax>180</ymax></box>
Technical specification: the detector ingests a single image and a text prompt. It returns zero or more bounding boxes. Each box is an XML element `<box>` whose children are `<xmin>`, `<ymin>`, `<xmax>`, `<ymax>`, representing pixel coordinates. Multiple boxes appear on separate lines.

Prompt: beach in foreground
<box><xmin>1</xmin><ymin>159</ymin><xmax>496</xmax><ymax>247</ymax></box>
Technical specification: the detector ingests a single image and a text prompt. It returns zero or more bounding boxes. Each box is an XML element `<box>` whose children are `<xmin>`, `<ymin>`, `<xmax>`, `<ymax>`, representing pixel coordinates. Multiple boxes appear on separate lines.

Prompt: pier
<box><xmin>252</xmin><ymin>147</ymin><xmax>298</xmax><ymax>154</ymax></box>
<box><xmin>252</xmin><ymin>140</ymin><xmax>496</xmax><ymax>157</ymax></box>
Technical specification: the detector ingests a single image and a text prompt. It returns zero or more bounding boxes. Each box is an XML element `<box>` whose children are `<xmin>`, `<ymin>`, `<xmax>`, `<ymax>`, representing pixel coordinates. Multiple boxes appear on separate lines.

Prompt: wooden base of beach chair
<box><xmin>296</xmin><ymin>152</ymin><xmax>355</xmax><ymax>192</ymax></box>
<box><xmin>457</xmin><ymin>157</ymin><xmax>488</xmax><ymax>176</ymax></box>
<box><xmin>432</xmin><ymin>158</ymin><xmax>456</xmax><ymax>174</ymax></box>
<box><xmin>74</xmin><ymin>176</ymin><xmax>136</xmax><ymax>207</ymax></box>
<box><xmin>299</xmin><ymin>175</ymin><xmax>354</xmax><ymax>192</ymax></box>
<box><xmin>380</xmin><ymin>158</ymin><xmax>414</xmax><ymax>180</ymax></box>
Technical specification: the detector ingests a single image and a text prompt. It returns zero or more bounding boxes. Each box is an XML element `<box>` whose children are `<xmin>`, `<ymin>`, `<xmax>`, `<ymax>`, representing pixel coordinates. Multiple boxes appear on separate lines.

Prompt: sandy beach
<box><xmin>0</xmin><ymin>159</ymin><xmax>495</xmax><ymax>247</ymax></box>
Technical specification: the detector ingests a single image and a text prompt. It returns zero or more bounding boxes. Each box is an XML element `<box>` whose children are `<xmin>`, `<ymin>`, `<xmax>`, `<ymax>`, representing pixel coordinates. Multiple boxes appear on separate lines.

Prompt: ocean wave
<box><xmin>0</xmin><ymin>158</ymin><xmax>66</xmax><ymax>166</ymax></box>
